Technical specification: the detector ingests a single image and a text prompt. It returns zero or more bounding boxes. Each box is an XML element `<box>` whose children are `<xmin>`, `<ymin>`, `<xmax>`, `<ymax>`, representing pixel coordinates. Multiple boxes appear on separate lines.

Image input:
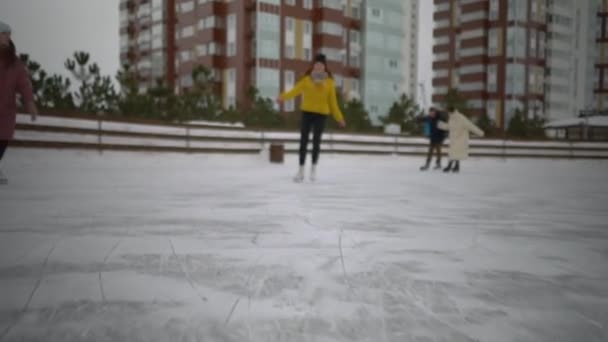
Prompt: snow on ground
<box><xmin>0</xmin><ymin>149</ymin><xmax>607</xmax><ymax>342</ymax></box>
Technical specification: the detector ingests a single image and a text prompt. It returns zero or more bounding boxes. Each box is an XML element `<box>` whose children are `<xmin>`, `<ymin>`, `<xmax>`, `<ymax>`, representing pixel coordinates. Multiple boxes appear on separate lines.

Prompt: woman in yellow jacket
<box><xmin>277</xmin><ymin>54</ymin><xmax>346</xmax><ymax>182</ymax></box>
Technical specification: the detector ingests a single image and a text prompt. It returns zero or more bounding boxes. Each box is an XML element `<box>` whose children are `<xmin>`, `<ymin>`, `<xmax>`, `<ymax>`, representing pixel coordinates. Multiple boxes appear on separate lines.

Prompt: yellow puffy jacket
<box><xmin>279</xmin><ymin>76</ymin><xmax>345</xmax><ymax>123</ymax></box>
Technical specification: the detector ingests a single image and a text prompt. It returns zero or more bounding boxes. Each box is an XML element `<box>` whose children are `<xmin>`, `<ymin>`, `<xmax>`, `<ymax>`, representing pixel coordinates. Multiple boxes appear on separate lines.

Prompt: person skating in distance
<box><xmin>276</xmin><ymin>53</ymin><xmax>346</xmax><ymax>183</ymax></box>
<box><xmin>418</xmin><ymin>106</ymin><xmax>447</xmax><ymax>171</ymax></box>
<box><xmin>0</xmin><ymin>21</ymin><xmax>38</xmax><ymax>185</ymax></box>
<box><xmin>438</xmin><ymin>106</ymin><xmax>484</xmax><ymax>173</ymax></box>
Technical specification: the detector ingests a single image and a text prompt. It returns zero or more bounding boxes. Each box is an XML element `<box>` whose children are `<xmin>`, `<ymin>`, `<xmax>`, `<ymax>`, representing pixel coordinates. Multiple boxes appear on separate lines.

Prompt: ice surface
<box><xmin>0</xmin><ymin>149</ymin><xmax>607</xmax><ymax>342</ymax></box>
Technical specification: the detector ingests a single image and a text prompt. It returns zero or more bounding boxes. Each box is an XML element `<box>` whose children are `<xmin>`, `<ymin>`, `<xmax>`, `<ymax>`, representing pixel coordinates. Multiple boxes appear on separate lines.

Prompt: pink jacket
<box><xmin>0</xmin><ymin>60</ymin><xmax>33</xmax><ymax>140</ymax></box>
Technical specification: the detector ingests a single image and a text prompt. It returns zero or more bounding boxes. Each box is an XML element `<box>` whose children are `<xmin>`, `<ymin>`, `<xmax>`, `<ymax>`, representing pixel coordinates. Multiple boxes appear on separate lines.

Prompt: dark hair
<box><xmin>0</xmin><ymin>39</ymin><xmax>17</xmax><ymax>66</ymax></box>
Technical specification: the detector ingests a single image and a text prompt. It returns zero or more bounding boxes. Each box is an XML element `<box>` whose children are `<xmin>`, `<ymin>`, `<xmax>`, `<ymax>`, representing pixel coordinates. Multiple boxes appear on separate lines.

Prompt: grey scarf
<box><xmin>310</xmin><ymin>72</ymin><xmax>328</xmax><ymax>83</ymax></box>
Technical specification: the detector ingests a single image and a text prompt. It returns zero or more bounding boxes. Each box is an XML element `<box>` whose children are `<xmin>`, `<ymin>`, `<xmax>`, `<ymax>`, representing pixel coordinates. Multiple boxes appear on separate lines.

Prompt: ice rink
<box><xmin>0</xmin><ymin>149</ymin><xmax>607</xmax><ymax>341</ymax></box>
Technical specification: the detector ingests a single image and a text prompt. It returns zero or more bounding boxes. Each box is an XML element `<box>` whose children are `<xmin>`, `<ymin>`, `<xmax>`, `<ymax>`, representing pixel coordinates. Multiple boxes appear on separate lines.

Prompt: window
<box><xmin>283</xmin><ymin>17</ymin><xmax>293</xmax><ymax>32</ymax></box>
<box><xmin>152</xmin><ymin>8</ymin><xmax>163</xmax><ymax>21</ymax></box>
<box><xmin>488</xmin><ymin>28</ymin><xmax>499</xmax><ymax>56</ymax></box>
<box><xmin>505</xmin><ymin>63</ymin><xmax>525</xmax><ymax>95</ymax></box>
<box><xmin>529</xmin><ymin>30</ymin><xmax>537</xmax><ymax>57</ymax></box>
<box><xmin>369</xmin><ymin>7</ymin><xmax>383</xmax><ymax>23</ymax></box>
<box><xmin>259</xmin><ymin>39</ymin><xmax>279</xmax><ymax>59</ymax></box>
<box><xmin>320</xmin><ymin>0</ymin><xmax>341</xmax><ymax>10</ymax></box>
<box><xmin>196</xmin><ymin>44</ymin><xmax>207</xmax><ymax>57</ymax></box>
<box><xmin>387</xmin><ymin>59</ymin><xmax>398</xmax><ymax>70</ymax></box>
<box><xmin>227</xmin><ymin>14</ymin><xmax>236</xmax><ymax>28</ymax></box>
<box><xmin>180</xmin><ymin>1</ymin><xmax>194</xmax><ymax>13</ymax></box>
<box><xmin>351</xmin><ymin>5</ymin><xmax>360</xmax><ymax>19</ymax></box>
<box><xmin>227</xmin><ymin>96</ymin><xmax>236</xmax><ymax>108</ymax></box>
<box><xmin>304</xmin><ymin>21</ymin><xmax>312</xmax><ymax>35</ymax></box>
<box><xmin>319</xmin><ymin>47</ymin><xmax>343</xmax><ymax>62</ymax></box>
<box><xmin>435</xmin><ymin>18</ymin><xmax>450</xmax><ymax>29</ymax></box>
<box><xmin>350</xmin><ymin>30</ymin><xmax>360</xmax><ymax>44</ymax></box>
<box><xmin>152</xmin><ymin>36</ymin><xmax>164</xmax><ymax>49</ymax></box>
<box><xmin>435</xmin><ymin>2</ymin><xmax>450</xmax><ymax>12</ymax></box>
<box><xmin>227</xmin><ymin>42</ymin><xmax>236</xmax><ymax>56</ymax></box>
<box><xmin>349</xmin><ymin>54</ymin><xmax>360</xmax><ymax>67</ymax></box>
<box><xmin>180</xmin><ymin>50</ymin><xmax>192</xmax><ymax>62</ymax></box>
<box><xmin>460</xmin><ymin>47</ymin><xmax>486</xmax><ymax>58</ymax></box>
<box><xmin>486</xmin><ymin>100</ymin><xmax>497</xmax><ymax>123</ymax></box>
<box><xmin>317</xmin><ymin>22</ymin><xmax>343</xmax><ymax>36</ymax></box>
<box><xmin>152</xmin><ymin>23</ymin><xmax>164</xmax><ymax>36</ymax></box>
<box><xmin>333</xmin><ymin>74</ymin><xmax>343</xmax><ymax>88</ymax></box>
<box><xmin>351</xmin><ymin>78</ymin><xmax>360</xmax><ymax>93</ymax></box>
<box><xmin>201</xmin><ymin>16</ymin><xmax>223</xmax><ymax>30</ymax></box>
<box><xmin>228</xmin><ymin>69</ymin><xmax>236</xmax><ymax>83</ymax></box>
<box><xmin>181</xmin><ymin>25</ymin><xmax>194</xmax><ymax>38</ymax></box>
<box><xmin>434</xmin><ymin>52</ymin><xmax>449</xmax><ymax>61</ymax></box>
<box><xmin>208</xmin><ymin>42</ymin><xmax>222</xmax><ymax>55</ymax></box>
<box><xmin>487</xmin><ymin>64</ymin><xmax>497</xmax><ymax>92</ymax></box>
<box><xmin>304</xmin><ymin>48</ymin><xmax>312</xmax><ymax>60</ymax></box>
<box><xmin>538</xmin><ymin>31</ymin><xmax>545</xmax><ymax>58</ymax></box>
<box><xmin>284</xmin><ymin>70</ymin><xmax>295</xmax><ymax>86</ymax></box>
<box><xmin>507</xmin><ymin>26</ymin><xmax>526</xmax><ymax>58</ymax></box>
<box><xmin>434</xmin><ymin>35</ymin><xmax>450</xmax><ymax>46</ymax></box>
<box><xmin>460</xmin><ymin>29</ymin><xmax>484</xmax><ymax>40</ymax></box>
<box><xmin>508</xmin><ymin>0</ymin><xmax>528</xmax><ymax>21</ymax></box>
<box><xmin>452</xmin><ymin>73</ymin><xmax>460</xmax><ymax>88</ymax></box>
<box><xmin>459</xmin><ymin>64</ymin><xmax>484</xmax><ymax>75</ymax></box>
<box><xmin>284</xmin><ymin>70</ymin><xmax>295</xmax><ymax>111</ymax></box>
<box><xmin>434</xmin><ymin>69</ymin><xmax>449</xmax><ymax>78</ymax></box>
<box><xmin>284</xmin><ymin>0</ymin><xmax>295</xmax><ymax>5</ymax></box>
<box><xmin>285</xmin><ymin>45</ymin><xmax>295</xmax><ymax>59</ymax></box>
<box><xmin>434</xmin><ymin>86</ymin><xmax>448</xmax><ymax>95</ymax></box>
<box><xmin>460</xmin><ymin>11</ymin><xmax>486</xmax><ymax>23</ymax></box>
<box><xmin>468</xmin><ymin>100</ymin><xmax>484</xmax><ymax>109</ymax></box>
<box><xmin>489</xmin><ymin>0</ymin><xmax>499</xmax><ymax>20</ymax></box>
<box><xmin>303</xmin><ymin>0</ymin><xmax>312</xmax><ymax>9</ymax></box>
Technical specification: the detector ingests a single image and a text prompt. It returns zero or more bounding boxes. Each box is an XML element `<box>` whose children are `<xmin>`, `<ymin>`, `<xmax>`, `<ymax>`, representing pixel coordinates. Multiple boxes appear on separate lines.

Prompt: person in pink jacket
<box><xmin>0</xmin><ymin>21</ymin><xmax>38</xmax><ymax>184</ymax></box>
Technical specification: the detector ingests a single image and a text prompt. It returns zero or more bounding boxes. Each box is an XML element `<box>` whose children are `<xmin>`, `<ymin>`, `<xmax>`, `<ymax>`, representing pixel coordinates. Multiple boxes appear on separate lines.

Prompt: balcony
<box><xmin>313</xmin><ymin>7</ymin><xmax>344</xmax><ymax>23</ymax></box>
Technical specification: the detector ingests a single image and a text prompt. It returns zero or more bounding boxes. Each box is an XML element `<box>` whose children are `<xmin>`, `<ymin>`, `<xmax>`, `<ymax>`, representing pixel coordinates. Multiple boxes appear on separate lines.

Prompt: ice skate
<box><xmin>293</xmin><ymin>166</ymin><xmax>304</xmax><ymax>183</ymax></box>
<box><xmin>310</xmin><ymin>164</ymin><xmax>317</xmax><ymax>181</ymax></box>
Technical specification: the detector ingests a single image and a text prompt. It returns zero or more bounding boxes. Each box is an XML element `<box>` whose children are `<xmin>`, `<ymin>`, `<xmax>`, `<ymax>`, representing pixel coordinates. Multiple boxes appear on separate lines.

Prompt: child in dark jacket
<box><xmin>419</xmin><ymin>107</ymin><xmax>447</xmax><ymax>171</ymax></box>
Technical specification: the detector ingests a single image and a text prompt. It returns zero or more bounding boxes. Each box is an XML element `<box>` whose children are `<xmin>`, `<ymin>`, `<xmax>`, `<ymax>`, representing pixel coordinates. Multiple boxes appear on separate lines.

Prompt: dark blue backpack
<box><xmin>423</xmin><ymin>120</ymin><xmax>431</xmax><ymax>137</ymax></box>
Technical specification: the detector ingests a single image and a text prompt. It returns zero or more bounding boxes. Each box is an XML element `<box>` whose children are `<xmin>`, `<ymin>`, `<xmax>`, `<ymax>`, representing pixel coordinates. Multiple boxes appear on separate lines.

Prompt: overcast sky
<box><xmin>1</xmin><ymin>0</ymin><xmax>433</xmax><ymax>106</ymax></box>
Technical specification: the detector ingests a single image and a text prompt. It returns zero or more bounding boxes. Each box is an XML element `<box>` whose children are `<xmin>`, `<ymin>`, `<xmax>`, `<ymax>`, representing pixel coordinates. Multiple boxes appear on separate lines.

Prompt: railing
<box><xmin>11</xmin><ymin>113</ymin><xmax>608</xmax><ymax>159</ymax></box>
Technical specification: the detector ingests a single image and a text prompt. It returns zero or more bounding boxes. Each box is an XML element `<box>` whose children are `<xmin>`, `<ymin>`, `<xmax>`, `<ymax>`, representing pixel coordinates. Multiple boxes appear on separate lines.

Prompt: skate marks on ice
<box><xmin>98</xmin><ymin>240</ymin><xmax>122</xmax><ymax>304</ymax></box>
<box><xmin>0</xmin><ymin>241</ymin><xmax>57</xmax><ymax>340</ymax></box>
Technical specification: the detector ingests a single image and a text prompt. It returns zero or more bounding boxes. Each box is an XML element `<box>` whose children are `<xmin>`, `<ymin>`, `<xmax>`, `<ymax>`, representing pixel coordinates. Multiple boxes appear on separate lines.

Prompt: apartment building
<box><xmin>120</xmin><ymin>0</ymin><xmax>419</xmax><ymax>122</ymax></box>
<box><xmin>432</xmin><ymin>0</ymin><xmax>549</xmax><ymax>130</ymax></box>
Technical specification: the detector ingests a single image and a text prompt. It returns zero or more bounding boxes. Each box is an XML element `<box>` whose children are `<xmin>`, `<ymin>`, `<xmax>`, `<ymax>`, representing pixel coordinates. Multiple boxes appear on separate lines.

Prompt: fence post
<box><xmin>261</xmin><ymin>130</ymin><xmax>265</xmax><ymax>152</ymax></box>
<box><xmin>394</xmin><ymin>135</ymin><xmax>398</xmax><ymax>155</ymax></box>
<box><xmin>570</xmin><ymin>141</ymin><xmax>574</xmax><ymax>159</ymax></box>
<box><xmin>186</xmin><ymin>126</ymin><xmax>190</xmax><ymax>151</ymax></box>
<box><xmin>97</xmin><ymin>116</ymin><xmax>103</xmax><ymax>155</ymax></box>
<box><xmin>502</xmin><ymin>139</ymin><xmax>506</xmax><ymax>160</ymax></box>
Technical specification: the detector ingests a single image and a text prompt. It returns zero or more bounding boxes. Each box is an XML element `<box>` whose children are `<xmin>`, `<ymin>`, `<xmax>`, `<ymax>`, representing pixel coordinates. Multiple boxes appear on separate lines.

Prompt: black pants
<box><xmin>299</xmin><ymin>112</ymin><xmax>327</xmax><ymax>166</ymax></box>
<box><xmin>425</xmin><ymin>143</ymin><xmax>442</xmax><ymax>166</ymax></box>
<box><xmin>0</xmin><ymin>141</ymin><xmax>8</xmax><ymax>161</ymax></box>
